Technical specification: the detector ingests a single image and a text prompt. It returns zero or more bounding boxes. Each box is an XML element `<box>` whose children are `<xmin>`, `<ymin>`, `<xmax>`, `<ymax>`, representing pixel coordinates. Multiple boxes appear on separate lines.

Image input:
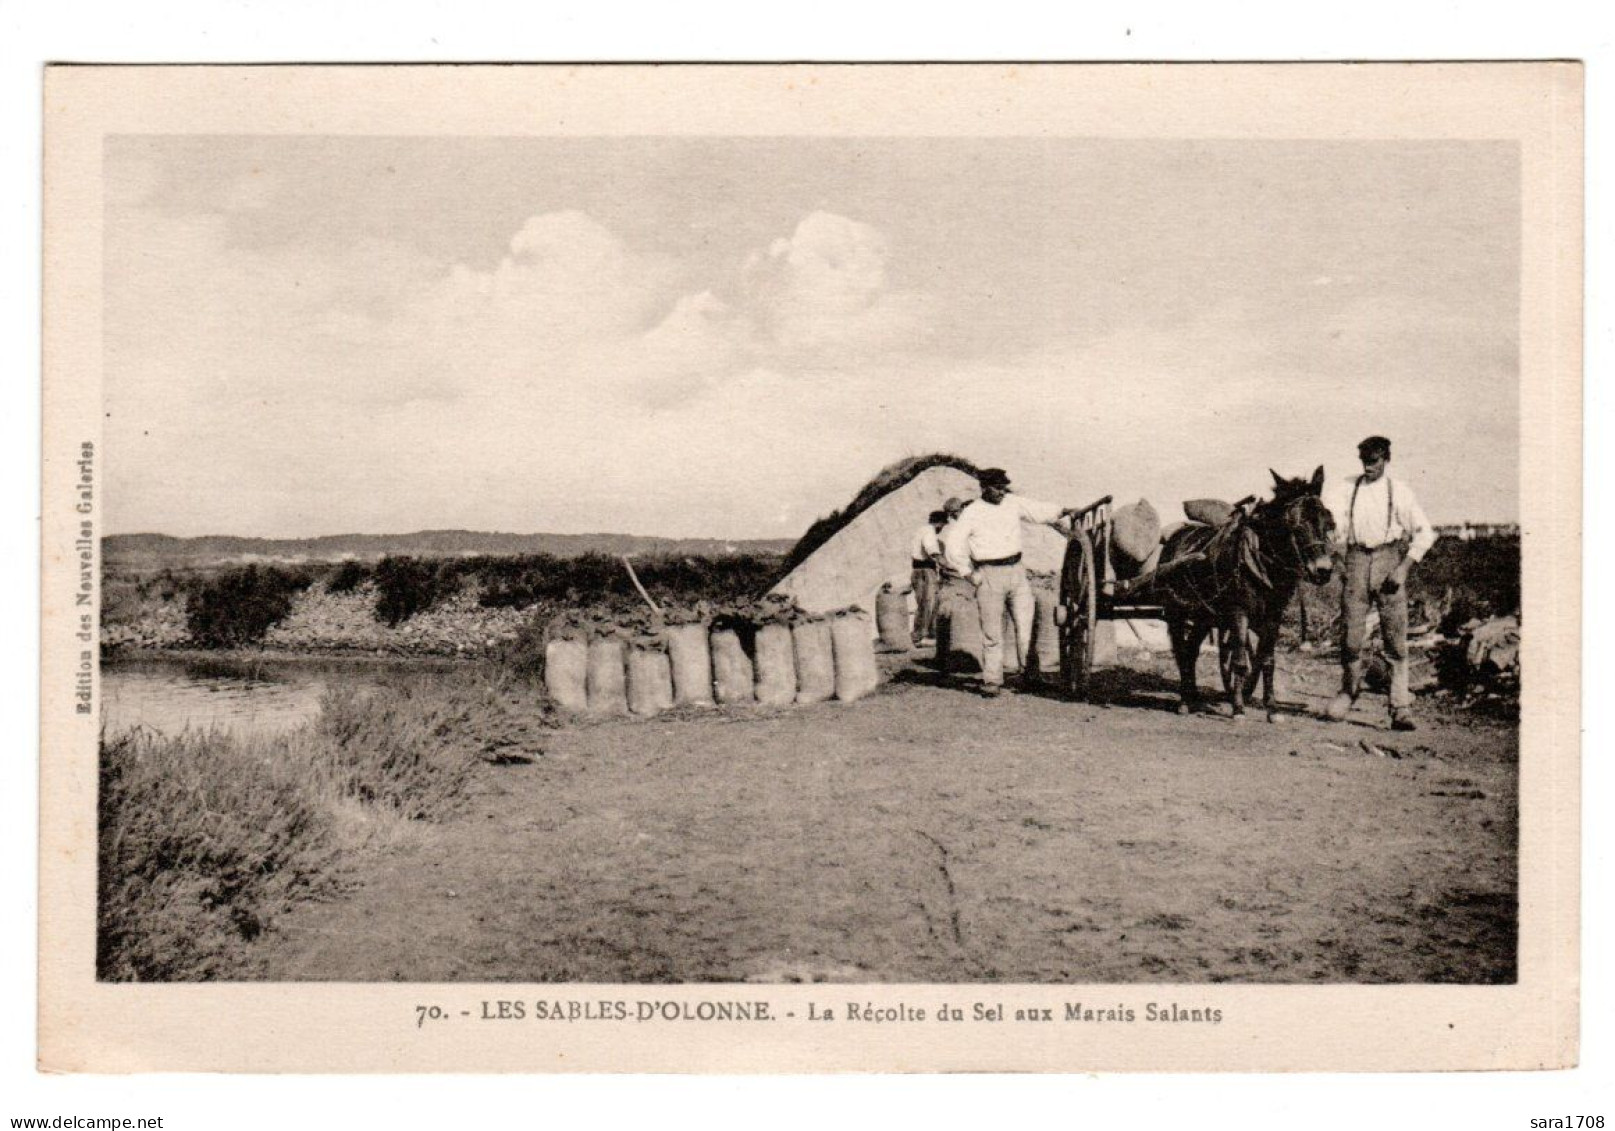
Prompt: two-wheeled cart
<box><xmin>1058</xmin><ymin>493</ymin><xmax>1260</xmax><ymax>701</ymax></box>
<box><xmin>1056</xmin><ymin>494</ymin><xmax>1168</xmax><ymax>700</ymax></box>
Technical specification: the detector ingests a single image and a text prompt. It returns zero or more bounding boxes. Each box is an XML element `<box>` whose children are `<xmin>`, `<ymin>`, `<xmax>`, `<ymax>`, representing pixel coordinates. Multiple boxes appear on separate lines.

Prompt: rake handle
<box><xmin>620</xmin><ymin>555</ymin><xmax>663</xmax><ymax>617</ymax></box>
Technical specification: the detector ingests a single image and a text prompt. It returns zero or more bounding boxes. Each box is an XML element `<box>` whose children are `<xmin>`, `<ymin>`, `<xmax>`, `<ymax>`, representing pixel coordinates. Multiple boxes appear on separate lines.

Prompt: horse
<box><xmin>1150</xmin><ymin>467</ymin><xmax>1336</xmax><ymax>719</ymax></box>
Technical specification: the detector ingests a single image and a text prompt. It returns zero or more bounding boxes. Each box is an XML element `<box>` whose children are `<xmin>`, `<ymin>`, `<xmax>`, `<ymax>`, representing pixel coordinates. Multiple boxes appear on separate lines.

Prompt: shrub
<box><xmin>1417</xmin><ymin>535</ymin><xmax>1521</xmax><ymax>631</ymax></box>
<box><xmin>473</xmin><ymin>551</ymin><xmax>781</xmax><ymax>612</ymax></box>
<box><xmin>474</xmin><ymin>552</ymin><xmax>624</xmax><ymax>609</ymax></box>
<box><xmin>100</xmin><ymin>574</ymin><xmax>146</xmax><ymax>627</ymax></box>
<box><xmin>373</xmin><ymin>556</ymin><xmax>462</xmax><ymax>626</ymax></box>
<box><xmin>1283</xmin><ymin>535</ymin><xmax>1520</xmax><ymax>645</ymax></box>
<box><xmin>120</xmin><ymin>549</ymin><xmax>785</xmax><ymax>647</ymax></box>
<box><xmin>326</xmin><ymin>559</ymin><xmax>371</xmax><ymax>594</ymax></box>
<box><xmin>185</xmin><ymin>565</ymin><xmax>315</xmax><ymax>648</ymax></box>
<box><xmin>314</xmin><ymin>683</ymin><xmax>484</xmax><ymax>819</ymax></box>
<box><xmin>493</xmin><ymin>612</ymin><xmax>558</xmax><ymax>678</ymax></box>
<box><xmin>97</xmin><ymin>677</ymin><xmax>492</xmax><ymax>981</ymax></box>
<box><xmin>97</xmin><ymin>726</ymin><xmax>343</xmax><ymax>981</ymax></box>
<box><xmin>631</xmin><ymin>553</ymin><xmax>782</xmax><ymax>608</ymax></box>
<box><xmin>148</xmin><ymin>568</ymin><xmax>186</xmax><ymax>602</ymax></box>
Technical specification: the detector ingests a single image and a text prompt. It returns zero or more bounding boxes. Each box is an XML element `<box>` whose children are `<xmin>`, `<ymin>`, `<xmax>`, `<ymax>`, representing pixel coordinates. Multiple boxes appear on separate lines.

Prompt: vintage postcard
<box><xmin>40</xmin><ymin>63</ymin><xmax>1582</xmax><ymax>1073</ymax></box>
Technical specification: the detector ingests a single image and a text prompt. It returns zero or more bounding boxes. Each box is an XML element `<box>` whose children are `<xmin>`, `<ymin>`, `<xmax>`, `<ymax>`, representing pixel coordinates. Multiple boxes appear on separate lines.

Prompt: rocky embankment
<box><xmin>101</xmin><ymin>592</ymin><xmax>192</xmax><ymax>651</ymax></box>
<box><xmin>102</xmin><ymin>583</ymin><xmax>532</xmax><ymax>657</ymax></box>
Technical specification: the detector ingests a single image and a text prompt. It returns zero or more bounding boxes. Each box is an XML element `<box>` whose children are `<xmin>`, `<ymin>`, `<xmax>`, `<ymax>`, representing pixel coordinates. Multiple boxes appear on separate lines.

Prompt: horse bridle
<box><xmin>1266</xmin><ymin>493</ymin><xmax>1334</xmax><ymax>577</ymax></box>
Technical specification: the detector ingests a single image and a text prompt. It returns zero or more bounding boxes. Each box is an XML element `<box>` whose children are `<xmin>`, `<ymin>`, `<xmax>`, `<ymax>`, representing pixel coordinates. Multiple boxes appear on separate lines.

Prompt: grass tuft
<box><xmin>97</xmin><ymin>726</ymin><xmax>344</xmax><ymax>981</ymax></box>
<box><xmin>97</xmin><ymin>676</ymin><xmax>501</xmax><ymax>981</ymax></box>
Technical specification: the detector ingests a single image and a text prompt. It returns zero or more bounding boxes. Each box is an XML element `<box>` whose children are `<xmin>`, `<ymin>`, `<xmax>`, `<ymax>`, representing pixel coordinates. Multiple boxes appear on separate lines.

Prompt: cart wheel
<box><xmin>1060</xmin><ymin>527</ymin><xmax>1097</xmax><ymax>699</ymax></box>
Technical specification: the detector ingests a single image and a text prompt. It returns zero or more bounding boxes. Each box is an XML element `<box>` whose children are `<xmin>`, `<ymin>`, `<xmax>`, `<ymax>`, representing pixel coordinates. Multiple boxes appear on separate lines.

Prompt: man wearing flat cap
<box><xmin>943</xmin><ymin>469</ymin><xmax>1070</xmax><ymax>696</ymax></box>
<box><xmin>1324</xmin><ymin>435</ymin><xmax>1436</xmax><ymax>730</ymax></box>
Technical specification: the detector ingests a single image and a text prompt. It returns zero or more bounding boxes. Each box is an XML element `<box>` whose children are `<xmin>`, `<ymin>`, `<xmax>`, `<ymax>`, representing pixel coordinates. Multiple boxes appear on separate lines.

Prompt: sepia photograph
<box><xmin>38</xmin><ymin>63</ymin><xmax>1581</xmax><ymax>1074</ymax></box>
<box><xmin>94</xmin><ymin>131</ymin><xmax>1524</xmax><ymax>987</ymax></box>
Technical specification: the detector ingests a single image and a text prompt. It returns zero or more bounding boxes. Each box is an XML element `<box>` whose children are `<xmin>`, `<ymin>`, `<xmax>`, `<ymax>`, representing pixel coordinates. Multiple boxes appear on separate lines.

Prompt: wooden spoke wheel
<box><xmin>1059</xmin><ymin>527</ymin><xmax>1097</xmax><ymax>699</ymax></box>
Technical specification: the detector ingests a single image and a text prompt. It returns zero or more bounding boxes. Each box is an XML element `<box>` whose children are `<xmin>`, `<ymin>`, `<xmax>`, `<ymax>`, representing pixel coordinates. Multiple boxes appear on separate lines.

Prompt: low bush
<box><xmin>97</xmin><ymin>726</ymin><xmax>343</xmax><ymax>981</ymax></box>
<box><xmin>373</xmin><ymin>556</ymin><xmax>462</xmax><ymax>627</ymax></box>
<box><xmin>100</xmin><ymin>575</ymin><xmax>147</xmax><ymax>628</ymax></box>
<box><xmin>475</xmin><ymin>552</ymin><xmax>621</xmax><ymax>608</ymax></box>
<box><xmin>632</xmin><ymin>553</ymin><xmax>783</xmax><ymax>608</ymax></box>
<box><xmin>326</xmin><ymin>559</ymin><xmax>370</xmax><ymax>594</ymax></box>
<box><xmin>97</xmin><ymin>678</ymin><xmax>493</xmax><ymax>981</ymax></box>
<box><xmin>185</xmin><ymin>565</ymin><xmax>315</xmax><ymax>648</ymax></box>
<box><xmin>493</xmin><ymin>613</ymin><xmax>558</xmax><ymax>678</ymax></box>
<box><xmin>1283</xmin><ymin>535</ymin><xmax>1520</xmax><ymax>645</ymax></box>
<box><xmin>1416</xmin><ymin>535</ymin><xmax>1521</xmax><ymax>631</ymax></box>
<box><xmin>109</xmin><ymin>552</ymin><xmax>785</xmax><ymax>650</ymax></box>
<box><xmin>315</xmin><ymin>683</ymin><xmax>485</xmax><ymax>820</ymax></box>
<box><xmin>473</xmin><ymin>551</ymin><xmax>781</xmax><ymax>611</ymax></box>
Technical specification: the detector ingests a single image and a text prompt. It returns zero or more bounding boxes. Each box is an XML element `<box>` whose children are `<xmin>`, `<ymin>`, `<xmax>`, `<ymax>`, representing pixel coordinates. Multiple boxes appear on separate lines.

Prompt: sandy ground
<box><xmin>250</xmin><ymin>650</ymin><xmax>1516</xmax><ymax>985</ymax></box>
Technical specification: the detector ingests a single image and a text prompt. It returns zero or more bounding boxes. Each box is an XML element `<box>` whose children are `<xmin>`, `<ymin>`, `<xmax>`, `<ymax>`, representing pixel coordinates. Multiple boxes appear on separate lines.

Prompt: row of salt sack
<box><xmin>543</xmin><ymin>611</ymin><xmax>879</xmax><ymax>716</ymax></box>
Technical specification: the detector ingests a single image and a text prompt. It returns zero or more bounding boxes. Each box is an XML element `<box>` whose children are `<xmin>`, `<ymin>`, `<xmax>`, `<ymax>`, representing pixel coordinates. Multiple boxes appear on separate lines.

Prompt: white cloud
<box><xmin>415</xmin><ymin>211</ymin><xmax>674</xmax><ymax>364</ymax></box>
<box><xmin>370</xmin><ymin>209</ymin><xmax>930</xmax><ymax>414</ymax></box>
<box><xmin>510</xmin><ymin>211</ymin><xmax>609</xmax><ymax>260</ymax></box>
<box><xmin>744</xmin><ymin>211</ymin><xmax>930</xmax><ymax>358</ymax></box>
<box><xmin>105</xmin><ymin>197</ymin><xmax>1508</xmax><ymax>539</ymax></box>
<box><xmin>614</xmin><ymin>291</ymin><xmax>748</xmax><ymax>409</ymax></box>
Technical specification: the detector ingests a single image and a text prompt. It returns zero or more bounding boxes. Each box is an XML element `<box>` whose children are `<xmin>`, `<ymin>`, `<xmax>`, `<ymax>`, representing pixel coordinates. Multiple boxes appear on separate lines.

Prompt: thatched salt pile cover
<box><xmin>769</xmin><ymin>454</ymin><xmax>1067</xmax><ymax>616</ymax></box>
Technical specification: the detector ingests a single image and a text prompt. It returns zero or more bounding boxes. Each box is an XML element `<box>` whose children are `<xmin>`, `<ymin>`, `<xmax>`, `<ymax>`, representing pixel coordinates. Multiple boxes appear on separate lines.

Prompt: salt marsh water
<box><xmin>99</xmin><ymin>656</ymin><xmax>459</xmax><ymax>738</ymax></box>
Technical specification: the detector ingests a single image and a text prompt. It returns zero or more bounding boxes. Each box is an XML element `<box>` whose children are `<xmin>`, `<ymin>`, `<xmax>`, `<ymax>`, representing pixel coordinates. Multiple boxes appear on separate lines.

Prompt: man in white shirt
<box><xmin>1324</xmin><ymin>435</ymin><xmax>1437</xmax><ymax>730</ymax></box>
<box><xmin>908</xmin><ymin>508</ymin><xmax>949</xmax><ymax>647</ymax></box>
<box><xmin>943</xmin><ymin>468</ymin><xmax>1070</xmax><ymax>695</ymax></box>
<box><xmin>936</xmin><ymin>496</ymin><xmax>968</xmax><ymax>576</ymax></box>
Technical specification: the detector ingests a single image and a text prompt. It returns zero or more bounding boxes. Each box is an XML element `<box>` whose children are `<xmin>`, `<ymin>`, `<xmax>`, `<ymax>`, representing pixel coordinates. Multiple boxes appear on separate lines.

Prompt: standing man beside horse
<box><xmin>943</xmin><ymin>468</ymin><xmax>1069</xmax><ymax>696</ymax></box>
<box><xmin>1325</xmin><ymin>435</ymin><xmax>1436</xmax><ymax>731</ymax></box>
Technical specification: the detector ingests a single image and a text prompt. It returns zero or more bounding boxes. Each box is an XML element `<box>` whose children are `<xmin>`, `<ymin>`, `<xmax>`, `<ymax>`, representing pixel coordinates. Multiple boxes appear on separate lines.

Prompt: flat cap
<box><xmin>1356</xmin><ymin>435</ymin><xmax>1392</xmax><ymax>458</ymax></box>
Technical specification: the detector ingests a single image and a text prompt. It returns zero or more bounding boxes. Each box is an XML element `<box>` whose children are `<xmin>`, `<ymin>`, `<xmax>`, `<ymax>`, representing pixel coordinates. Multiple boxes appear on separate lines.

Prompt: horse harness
<box><xmin>1161</xmin><ymin>494</ymin><xmax>1323</xmax><ymax>620</ymax></box>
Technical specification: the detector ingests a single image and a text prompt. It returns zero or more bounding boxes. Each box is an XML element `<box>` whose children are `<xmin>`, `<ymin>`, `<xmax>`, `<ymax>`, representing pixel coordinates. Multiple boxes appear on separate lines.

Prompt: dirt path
<box><xmin>251</xmin><ymin>656</ymin><xmax>1516</xmax><ymax>984</ymax></box>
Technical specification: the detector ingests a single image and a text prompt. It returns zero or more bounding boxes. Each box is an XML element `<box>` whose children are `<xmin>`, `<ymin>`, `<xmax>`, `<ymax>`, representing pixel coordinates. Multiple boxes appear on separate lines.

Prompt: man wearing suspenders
<box><xmin>1325</xmin><ymin>435</ymin><xmax>1437</xmax><ymax>731</ymax></box>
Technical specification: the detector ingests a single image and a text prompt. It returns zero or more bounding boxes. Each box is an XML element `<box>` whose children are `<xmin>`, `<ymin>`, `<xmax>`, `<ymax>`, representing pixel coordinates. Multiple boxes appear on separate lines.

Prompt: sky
<box><xmin>102</xmin><ymin>136</ymin><xmax>1520</xmax><ymax>539</ymax></box>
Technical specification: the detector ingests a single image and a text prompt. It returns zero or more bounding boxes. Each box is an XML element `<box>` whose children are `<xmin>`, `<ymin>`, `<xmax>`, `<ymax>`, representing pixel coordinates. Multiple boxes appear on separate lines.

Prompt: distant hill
<box><xmin>104</xmin><ymin>530</ymin><xmax>795</xmax><ymax>570</ymax></box>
